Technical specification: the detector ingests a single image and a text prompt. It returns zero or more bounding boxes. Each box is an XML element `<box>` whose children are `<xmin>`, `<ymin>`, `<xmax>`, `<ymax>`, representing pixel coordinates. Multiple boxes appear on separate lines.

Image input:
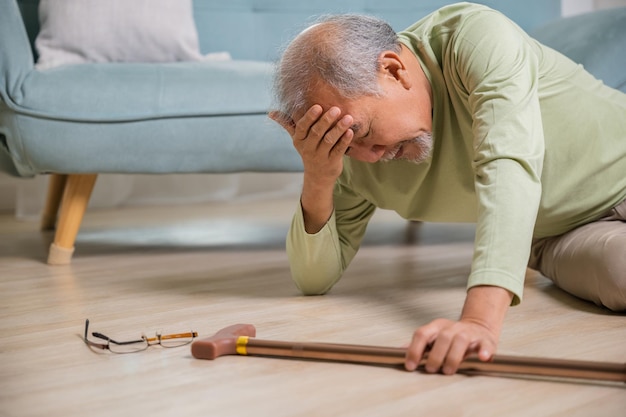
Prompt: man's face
<box><xmin>310</xmin><ymin>69</ymin><xmax>433</xmax><ymax>164</ymax></box>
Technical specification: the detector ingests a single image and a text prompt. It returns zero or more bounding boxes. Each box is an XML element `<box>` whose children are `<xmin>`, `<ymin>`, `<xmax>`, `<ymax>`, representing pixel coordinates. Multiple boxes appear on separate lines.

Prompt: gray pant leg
<box><xmin>529</xmin><ymin>199</ymin><xmax>626</xmax><ymax>311</ymax></box>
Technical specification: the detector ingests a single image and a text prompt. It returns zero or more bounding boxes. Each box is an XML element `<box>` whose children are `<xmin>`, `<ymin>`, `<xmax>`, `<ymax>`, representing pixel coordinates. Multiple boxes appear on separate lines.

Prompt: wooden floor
<box><xmin>0</xmin><ymin>196</ymin><xmax>624</xmax><ymax>417</ymax></box>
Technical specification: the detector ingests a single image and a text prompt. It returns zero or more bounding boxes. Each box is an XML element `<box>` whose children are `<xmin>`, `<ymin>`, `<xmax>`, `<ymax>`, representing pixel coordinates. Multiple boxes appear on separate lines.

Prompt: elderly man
<box><xmin>269</xmin><ymin>3</ymin><xmax>626</xmax><ymax>375</ymax></box>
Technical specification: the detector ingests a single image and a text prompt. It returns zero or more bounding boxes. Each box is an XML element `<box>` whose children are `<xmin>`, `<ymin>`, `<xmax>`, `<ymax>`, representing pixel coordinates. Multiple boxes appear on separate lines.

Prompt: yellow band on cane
<box><xmin>236</xmin><ymin>336</ymin><xmax>249</xmax><ymax>355</ymax></box>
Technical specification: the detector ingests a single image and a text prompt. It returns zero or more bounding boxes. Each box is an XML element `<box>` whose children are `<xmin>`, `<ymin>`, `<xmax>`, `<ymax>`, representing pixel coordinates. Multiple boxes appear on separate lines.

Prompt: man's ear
<box><xmin>378</xmin><ymin>50</ymin><xmax>412</xmax><ymax>89</ymax></box>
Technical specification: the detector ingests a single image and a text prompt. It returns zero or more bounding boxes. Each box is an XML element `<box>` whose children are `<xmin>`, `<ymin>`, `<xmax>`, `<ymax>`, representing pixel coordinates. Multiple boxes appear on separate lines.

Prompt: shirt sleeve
<box><xmin>452</xmin><ymin>11</ymin><xmax>545</xmax><ymax>305</ymax></box>
<box><xmin>286</xmin><ymin>180</ymin><xmax>377</xmax><ymax>295</ymax></box>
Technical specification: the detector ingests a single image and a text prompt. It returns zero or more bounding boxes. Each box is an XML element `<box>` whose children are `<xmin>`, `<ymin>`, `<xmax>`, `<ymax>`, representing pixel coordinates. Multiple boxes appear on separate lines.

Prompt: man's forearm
<box><xmin>300</xmin><ymin>174</ymin><xmax>335</xmax><ymax>234</ymax></box>
<box><xmin>286</xmin><ymin>196</ymin><xmax>345</xmax><ymax>295</ymax></box>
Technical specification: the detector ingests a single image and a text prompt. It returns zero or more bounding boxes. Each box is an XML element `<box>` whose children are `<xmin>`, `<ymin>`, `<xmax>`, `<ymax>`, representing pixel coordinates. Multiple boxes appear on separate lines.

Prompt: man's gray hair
<box><xmin>273</xmin><ymin>14</ymin><xmax>401</xmax><ymax>121</ymax></box>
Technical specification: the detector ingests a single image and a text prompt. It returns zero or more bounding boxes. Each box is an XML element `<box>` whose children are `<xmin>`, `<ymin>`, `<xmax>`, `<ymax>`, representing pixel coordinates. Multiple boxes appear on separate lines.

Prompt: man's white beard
<box><xmin>380</xmin><ymin>132</ymin><xmax>433</xmax><ymax>164</ymax></box>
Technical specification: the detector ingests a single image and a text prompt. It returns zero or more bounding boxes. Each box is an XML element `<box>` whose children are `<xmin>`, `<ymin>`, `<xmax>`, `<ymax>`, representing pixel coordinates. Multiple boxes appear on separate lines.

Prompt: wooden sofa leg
<box><xmin>47</xmin><ymin>174</ymin><xmax>98</xmax><ymax>265</ymax></box>
<box><xmin>40</xmin><ymin>174</ymin><xmax>68</xmax><ymax>231</ymax></box>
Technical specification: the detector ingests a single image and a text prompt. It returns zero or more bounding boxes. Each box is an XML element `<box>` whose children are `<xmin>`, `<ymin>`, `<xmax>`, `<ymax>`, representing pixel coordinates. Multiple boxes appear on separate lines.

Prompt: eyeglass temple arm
<box><xmin>157</xmin><ymin>331</ymin><xmax>198</xmax><ymax>341</ymax></box>
<box><xmin>86</xmin><ymin>320</ymin><xmax>197</xmax><ymax>345</ymax></box>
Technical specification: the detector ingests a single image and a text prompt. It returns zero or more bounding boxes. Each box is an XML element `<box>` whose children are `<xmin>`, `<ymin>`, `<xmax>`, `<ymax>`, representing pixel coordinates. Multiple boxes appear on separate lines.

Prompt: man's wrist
<box><xmin>460</xmin><ymin>285</ymin><xmax>513</xmax><ymax>331</ymax></box>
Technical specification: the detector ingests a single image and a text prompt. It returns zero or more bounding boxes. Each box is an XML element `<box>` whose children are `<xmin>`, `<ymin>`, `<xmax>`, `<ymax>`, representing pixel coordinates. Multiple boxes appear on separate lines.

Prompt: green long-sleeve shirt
<box><xmin>286</xmin><ymin>3</ymin><xmax>626</xmax><ymax>304</ymax></box>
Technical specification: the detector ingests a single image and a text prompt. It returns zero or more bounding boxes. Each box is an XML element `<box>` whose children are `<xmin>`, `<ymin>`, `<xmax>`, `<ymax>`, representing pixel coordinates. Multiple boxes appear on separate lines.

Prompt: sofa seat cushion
<box><xmin>11</xmin><ymin>60</ymin><xmax>274</xmax><ymax>121</ymax></box>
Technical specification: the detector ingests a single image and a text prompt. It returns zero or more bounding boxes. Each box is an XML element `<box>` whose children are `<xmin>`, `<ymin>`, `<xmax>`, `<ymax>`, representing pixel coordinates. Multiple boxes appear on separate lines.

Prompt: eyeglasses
<box><xmin>83</xmin><ymin>319</ymin><xmax>198</xmax><ymax>354</ymax></box>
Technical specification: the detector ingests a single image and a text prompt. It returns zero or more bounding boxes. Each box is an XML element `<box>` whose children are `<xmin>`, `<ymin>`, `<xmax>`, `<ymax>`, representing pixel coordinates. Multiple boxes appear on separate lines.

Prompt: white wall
<box><xmin>562</xmin><ymin>0</ymin><xmax>626</xmax><ymax>16</ymax></box>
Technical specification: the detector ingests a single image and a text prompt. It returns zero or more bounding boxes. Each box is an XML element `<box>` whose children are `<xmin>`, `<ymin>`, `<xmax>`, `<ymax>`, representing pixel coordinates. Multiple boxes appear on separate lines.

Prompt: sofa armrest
<box><xmin>0</xmin><ymin>0</ymin><xmax>35</xmax><ymax>105</ymax></box>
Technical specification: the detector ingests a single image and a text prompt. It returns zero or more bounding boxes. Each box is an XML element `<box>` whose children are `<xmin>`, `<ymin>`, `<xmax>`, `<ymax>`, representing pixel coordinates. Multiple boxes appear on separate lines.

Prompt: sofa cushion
<box><xmin>14</xmin><ymin>60</ymin><xmax>274</xmax><ymax>121</ymax></box>
<box><xmin>35</xmin><ymin>0</ymin><xmax>204</xmax><ymax>70</ymax></box>
<box><xmin>531</xmin><ymin>7</ymin><xmax>626</xmax><ymax>92</ymax></box>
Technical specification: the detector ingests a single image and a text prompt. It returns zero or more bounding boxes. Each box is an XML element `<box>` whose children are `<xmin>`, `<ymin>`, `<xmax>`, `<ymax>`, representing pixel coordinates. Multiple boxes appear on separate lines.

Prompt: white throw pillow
<box><xmin>35</xmin><ymin>0</ymin><xmax>207</xmax><ymax>70</ymax></box>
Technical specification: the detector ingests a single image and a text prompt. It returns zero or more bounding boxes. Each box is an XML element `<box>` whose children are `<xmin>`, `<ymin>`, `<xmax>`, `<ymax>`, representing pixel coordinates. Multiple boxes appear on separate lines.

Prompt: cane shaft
<box><xmin>237</xmin><ymin>336</ymin><xmax>406</xmax><ymax>365</ymax></box>
<box><xmin>237</xmin><ymin>337</ymin><xmax>626</xmax><ymax>383</ymax></box>
<box><xmin>459</xmin><ymin>354</ymin><xmax>626</xmax><ymax>382</ymax></box>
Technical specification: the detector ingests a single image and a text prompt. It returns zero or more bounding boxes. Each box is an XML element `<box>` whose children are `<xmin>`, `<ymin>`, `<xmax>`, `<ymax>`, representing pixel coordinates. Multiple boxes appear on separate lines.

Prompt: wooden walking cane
<box><xmin>191</xmin><ymin>324</ymin><xmax>626</xmax><ymax>384</ymax></box>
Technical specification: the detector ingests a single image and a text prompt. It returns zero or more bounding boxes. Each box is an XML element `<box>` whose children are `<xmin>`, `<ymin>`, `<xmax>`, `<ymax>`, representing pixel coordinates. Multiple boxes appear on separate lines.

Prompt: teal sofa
<box><xmin>3</xmin><ymin>0</ymin><xmax>623</xmax><ymax>264</ymax></box>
